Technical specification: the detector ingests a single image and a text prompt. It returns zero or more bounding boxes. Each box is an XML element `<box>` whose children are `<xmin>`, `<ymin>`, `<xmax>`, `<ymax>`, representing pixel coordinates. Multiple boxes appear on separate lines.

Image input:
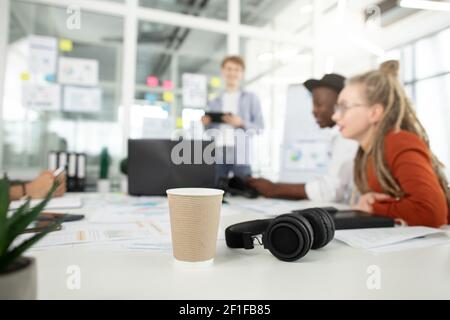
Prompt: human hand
<box><xmin>222</xmin><ymin>113</ymin><xmax>244</xmax><ymax>128</ymax></box>
<box><xmin>201</xmin><ymin>115</ymin><xmax>212</xmax><ymax>126</ymax></box>
<box><xmin>25</xmin><ymin>171</ymin><xmax>66</xmax><ymax>199</ymax></box>
<box><xmin>353</xmin><ymin>192</ymin><xmax>393</xmax><ymax>213</ymax></box>
<box><xmin>54</xmin><ymin>171</ymin><xmax>67</xmax><ymax>197</ymax></box>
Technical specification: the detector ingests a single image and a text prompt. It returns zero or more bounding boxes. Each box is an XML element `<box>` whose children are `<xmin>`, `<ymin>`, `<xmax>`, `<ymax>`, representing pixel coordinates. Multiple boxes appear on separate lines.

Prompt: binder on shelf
<box><xmin>48</xmin><ymin>151</ymin><xmax>58</xmax><ymax>171</ymax></box>
<box><xmin>76</xmin><ymin>153</ymin><xmax>86</xmax><ymax>192</ymax></box>
<box><xmin>58</xmin><ymin>151</ymin><xmax>68</xmax><ymax>171</ymax></box>
<box><xmin>67</xmin><ymin>153</ymin><xmax>77</xmax><ymax>192</ymax></box>
<box><xmin>48</xmin><ymin>151</ymin><xmax>87</xmax><ymax>192</ymax></box>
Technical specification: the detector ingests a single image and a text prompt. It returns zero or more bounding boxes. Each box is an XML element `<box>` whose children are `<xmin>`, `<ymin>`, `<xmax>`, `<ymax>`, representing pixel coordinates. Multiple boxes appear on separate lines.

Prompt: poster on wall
<box><xmin>29</xmin><ymin>35</ymin><xmax>58</xmax><ymax>75</ymax></box>
<box><xmin>58</xmin><ymin>57</ymin><xmax>99</xmax><ymax>86</ymax></box>
<box><xmin>182</xmin><ymin>73</ymin><xmax>207</xmax><ymax>108</ymax></box>
<box><xmin>22</xmin><ymin>84</ymin><xmax>61</xmax><ymax>111</ymax></box>
<box><xmin>63</xmin><ymin>86</ymin><xmax>102</xmax><ymax>113</ymax></box>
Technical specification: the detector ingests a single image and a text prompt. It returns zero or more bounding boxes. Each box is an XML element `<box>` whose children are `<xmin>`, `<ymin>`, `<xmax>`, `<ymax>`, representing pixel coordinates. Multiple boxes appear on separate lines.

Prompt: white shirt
<box><xmin>217</xmin><ymin>91</ymin><xmax>241</xmax><ymax>147</ymax></box>
<box><xmin>304</xmin><ymin>125</ymin><xmax>359</xmax><ymax>203</ymax></box>
<box><xmin>222</xmin><ymin>91</ymin><xmax>240</xmax><ymax>115</ymax></box>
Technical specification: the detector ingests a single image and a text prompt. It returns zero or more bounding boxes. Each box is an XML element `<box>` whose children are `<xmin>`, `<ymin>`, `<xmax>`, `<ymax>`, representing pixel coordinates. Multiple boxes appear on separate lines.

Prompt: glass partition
<box><xmin>3</xmin><ymin>0</ymin><xmax>124</xmax><ymax>187</ymax></box>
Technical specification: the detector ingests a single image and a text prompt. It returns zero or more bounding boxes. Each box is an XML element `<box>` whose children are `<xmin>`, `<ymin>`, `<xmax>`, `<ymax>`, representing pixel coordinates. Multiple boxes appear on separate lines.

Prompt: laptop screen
<box><xmin>128</xmin><ymin>139</ymin><xmax>216</xmax><ymax>196</ymax></box>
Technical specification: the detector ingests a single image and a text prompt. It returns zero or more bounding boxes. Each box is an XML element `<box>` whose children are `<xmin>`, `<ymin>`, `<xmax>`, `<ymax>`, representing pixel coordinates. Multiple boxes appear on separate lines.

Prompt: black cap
<box><xmin>303</xmin><ymin>73</ymin><xmax>346</xmax><ymax>94</ymax></box>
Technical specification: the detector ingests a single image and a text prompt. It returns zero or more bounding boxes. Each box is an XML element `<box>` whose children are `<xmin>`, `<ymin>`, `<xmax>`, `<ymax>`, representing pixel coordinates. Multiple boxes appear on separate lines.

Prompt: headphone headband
<box><xmin>225</xmin><ymin>219</ymin><xmax>272</xmax><ymax>249</ymax></box>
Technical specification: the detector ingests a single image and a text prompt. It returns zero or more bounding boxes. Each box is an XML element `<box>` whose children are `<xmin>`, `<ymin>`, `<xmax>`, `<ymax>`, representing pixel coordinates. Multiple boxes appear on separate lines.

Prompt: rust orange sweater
<box><xmin>366</xmin><ymin>130</ymin><xmax>448</xmax><ymax>227</ymax></box>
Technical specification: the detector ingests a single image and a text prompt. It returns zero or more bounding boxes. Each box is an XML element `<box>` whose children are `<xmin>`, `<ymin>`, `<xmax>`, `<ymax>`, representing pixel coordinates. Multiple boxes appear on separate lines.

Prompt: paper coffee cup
<box><xmin>166</xmin><ymin>188</ymin><xmax>224</xmax><ymax>263</ymax></box>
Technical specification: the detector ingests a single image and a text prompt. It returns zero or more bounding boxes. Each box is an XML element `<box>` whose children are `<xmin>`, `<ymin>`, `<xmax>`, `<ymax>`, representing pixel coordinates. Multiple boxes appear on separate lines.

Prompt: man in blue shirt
<box><xmin>201</xmin><ymin>56</ymin><xmax>264</xmax><ymax>182</ymax></box>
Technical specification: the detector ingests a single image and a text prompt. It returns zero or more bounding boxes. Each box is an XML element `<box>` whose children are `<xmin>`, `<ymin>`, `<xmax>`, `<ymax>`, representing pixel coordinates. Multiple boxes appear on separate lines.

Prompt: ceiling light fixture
<box><xmin>399</xmin><ymin>0</ymin><xmax>450</xmax><ymax>12</ymax></box>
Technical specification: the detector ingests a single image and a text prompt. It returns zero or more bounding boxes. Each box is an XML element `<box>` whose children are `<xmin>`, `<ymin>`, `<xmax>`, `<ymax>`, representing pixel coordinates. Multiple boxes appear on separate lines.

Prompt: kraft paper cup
<box><xmin>166</xmin><ymin>188</ymin><xmax>224</xmax><ymax>265</ymax></box>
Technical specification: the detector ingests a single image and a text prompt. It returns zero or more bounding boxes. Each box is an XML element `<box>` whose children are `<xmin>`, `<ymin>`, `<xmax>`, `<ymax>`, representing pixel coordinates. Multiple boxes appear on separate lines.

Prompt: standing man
<box><xmin>248</xmin><ymin>74</ymin><xmax>358</xmax><ymax>203</ymax></box>
<box><xmin>202</xmin><ymin>56</ymin><xmax>264</xmax><ymax>181</ymax></box>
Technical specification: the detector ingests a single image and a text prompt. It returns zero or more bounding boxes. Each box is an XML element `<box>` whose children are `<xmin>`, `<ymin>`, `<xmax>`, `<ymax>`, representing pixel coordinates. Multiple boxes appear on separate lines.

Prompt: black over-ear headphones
<box><xmin>225</xmin><ymin>208</ymin><xmax>335</xmax><ymax>262</ymax></box>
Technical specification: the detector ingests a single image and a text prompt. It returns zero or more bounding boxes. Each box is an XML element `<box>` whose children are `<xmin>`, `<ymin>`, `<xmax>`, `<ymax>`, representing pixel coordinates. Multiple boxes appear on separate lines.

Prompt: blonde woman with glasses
<box><xmin>332</xmin><ymin>60</ymin><xmax>449</xmax><ymax>227</ymax></box>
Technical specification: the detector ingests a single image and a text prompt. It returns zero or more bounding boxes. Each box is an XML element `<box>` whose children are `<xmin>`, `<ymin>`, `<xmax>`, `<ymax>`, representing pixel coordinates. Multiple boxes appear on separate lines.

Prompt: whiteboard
<box><xmin>279</xmin><ymin>84</ymin><xmax>332</xmax><ymax>183</ymax></box>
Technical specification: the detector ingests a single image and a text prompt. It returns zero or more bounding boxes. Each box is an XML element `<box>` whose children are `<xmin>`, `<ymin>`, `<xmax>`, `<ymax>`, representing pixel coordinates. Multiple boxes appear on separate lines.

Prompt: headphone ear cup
<box><xmin>300</xmin><ymin>208</ymin><xmax>335</xmax><ymax>249</ymax></box>
<box><xmin>264</xmin><ymin>213</ymin><xmax>314</xmax><ymax>262</ymax></box>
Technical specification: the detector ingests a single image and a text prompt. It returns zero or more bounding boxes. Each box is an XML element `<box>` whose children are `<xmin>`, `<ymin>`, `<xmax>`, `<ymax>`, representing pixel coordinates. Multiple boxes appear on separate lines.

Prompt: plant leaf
<box><xmin>0</xmin><ymin>179</ymin><xmax>10</xmax><ymax>222</ymax></box>
<box><xmin>0</xmin><ymin>179</ymin><xmax>11</xmax><ymax>256</ymax></box>
<box><xmin>0</xmin><ymin>179</ymin><xmax>9</xmax><ymax>225</ymax></box>
<box><xmin>0</xmin><ymin>198</ymin><xmax>30</xmax><ymax>256</ymax></box>
<box><xmin>0</xmin><ymin>219</ymin><xmax>62</xmax><ymax>272</ymax></box>
<box><xmin>6</xmin><ymin>198</ymin><xmax>31</xmax><ymax>229</ymax></box>
<box><xmin>3</xmin><ymin>182</ymin><xmax>58</xmax><ymax>252</ymax></box>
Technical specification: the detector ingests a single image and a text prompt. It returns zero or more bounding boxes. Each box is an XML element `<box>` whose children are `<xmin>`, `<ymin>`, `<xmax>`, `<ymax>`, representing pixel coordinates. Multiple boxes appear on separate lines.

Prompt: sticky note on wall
<box><xmin>45</xmin><ymin>74</ymin><xmax>56</xmax><ymax>83</ymax></box>
<box><xmin>20</xmin><ymin>72</ymin><xmax>30</xmax><ymax>81</ymax></box>
<box><xmin>210</xmin><ymin>76</ymin><xmax>221</xmax><ymax>88</ymax></box>
<box><xmin>59</xmin><ymin>39</ymin><xmax>73</xmax><ymax>52</ymax></box>
<box><xmin>144</xmin><ymin>93</ymin><xmax>158</xmax><ymax>104</ymax></box>
<box><xmin>176</xmin><ymin>117</ymin><xmax>183</xmax><ymax>128</ymax></box>
<box><xmin>146</xmin><ymin>76</ymin><xmax>159</xmax><ymax>87</ymax></box>
<box><xmin>163</xmin><ymin>92</ymin><xmax>174</xmax><ymax>103</ymax></box>
<box><xmin>163</xmin><ymin>80</ymin><xmax>173</xmax><ymax>90</ymax></box>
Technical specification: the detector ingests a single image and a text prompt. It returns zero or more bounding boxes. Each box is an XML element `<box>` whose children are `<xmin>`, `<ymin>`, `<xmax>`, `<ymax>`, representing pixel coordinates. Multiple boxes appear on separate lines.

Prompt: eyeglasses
<box><xmin>334</xmin><ymin>103</ymin><xmax>368</xmax><ymax>115</ymax></box>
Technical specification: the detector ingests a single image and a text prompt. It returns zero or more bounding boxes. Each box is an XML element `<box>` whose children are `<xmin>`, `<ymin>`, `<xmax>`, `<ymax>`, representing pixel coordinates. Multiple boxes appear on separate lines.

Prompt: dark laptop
<box><xmin>128</xmin><ymin>139</ymin><xmax>216</xmax><ymax>196</ymax></box>
<box><xmin>292</xmin><ymin>207</ymin><xmax>395</xmax><ymax>230</ymax></box>
<box><xmin>331</xmin><ymin>210</ymin><xmax>395</xmax><ymax>229</ymax></box>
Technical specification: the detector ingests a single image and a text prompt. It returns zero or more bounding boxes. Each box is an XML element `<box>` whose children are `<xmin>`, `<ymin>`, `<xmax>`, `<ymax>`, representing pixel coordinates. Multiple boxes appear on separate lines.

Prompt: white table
<box><xmin>29</xmin><ymin>193</ymin><xmax>450</xmax><ymax>299</ymax></box>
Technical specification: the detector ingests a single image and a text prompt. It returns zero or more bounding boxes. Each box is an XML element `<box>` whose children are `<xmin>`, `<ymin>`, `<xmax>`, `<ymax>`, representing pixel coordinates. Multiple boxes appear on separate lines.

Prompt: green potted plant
<box><xmin>97</xmin><ymin>147</ymin><xmax>111</xmax><ymax>193</ymax></box>
<box><xmin>0</xmin><ymin>179</ymin><xmax>62</xmax><ymax>299</ymax></box>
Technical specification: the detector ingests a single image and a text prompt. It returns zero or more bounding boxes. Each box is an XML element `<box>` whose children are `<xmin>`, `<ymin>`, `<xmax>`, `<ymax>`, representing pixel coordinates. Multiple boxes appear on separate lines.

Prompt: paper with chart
<box><xmin>19</xmin><ymin>221</ymin><xmax>171</xmax><ymax>250</ymax></box>
<box><xmin>31</xmin><ymin>227</ymin><xmax>151</xmax><ymax>248</ymax></box>
<box><xmin>9</xmin><ymin>196</ymin><xmax>82</xmax><ymax>211</ymax></box>
<box><xmin>225</xmin><ymin>197</ymin><xmax>302</xmax><ymax>215</ymax></box>
<box><xmin>89</xmin><ymin>196</ymin><xmax>169</xmax><ymax>223</ymax></box>
<box><xmin>334</xmin><ymin>226</ymin><xmax>450</xmax><ymax>250</ymax></box>
<box><xmin>284</xmin><ymin>140</ymin><xmax>330</xmax><ymax>172</ymax></box>
<box><xmin>182</xmin><ymin>73</ymin><xmax>207</xmax><ymax>108</ymax></box>
<box><xmin>28</xmin><ymin>35</ymin><xmax>57</xmax><ymax>75</ymax></box>
<box><xmin>225</xmin><ymin>196</ymin><xmax>349</xmax><ymax>216</ymax></box>
<box><xmin>63</xmin><ymin>86</ymin><xmax>102</xmax><ymax>113</ymax></box>
<box><xmin>22</xmin><ymin>83</ymin><xmax>61</xmax><ymax>111</ymax></box>
<box><xmin>58</xmin><ymin>57</ymin><xmax>99</xmax><ymax>86</ymax></box>
<box><xmin>17</xmin><ymin>193</ymin><xmax>229</xmax><ymax>252</ymax></box>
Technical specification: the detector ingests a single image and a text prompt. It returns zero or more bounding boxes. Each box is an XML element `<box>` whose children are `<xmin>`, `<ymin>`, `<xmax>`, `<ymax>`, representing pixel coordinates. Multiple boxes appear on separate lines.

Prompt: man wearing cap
<box><xmin>248</xmin><ymin>74</ymin><xmax>358</xmax><ymax>202</ymax></box>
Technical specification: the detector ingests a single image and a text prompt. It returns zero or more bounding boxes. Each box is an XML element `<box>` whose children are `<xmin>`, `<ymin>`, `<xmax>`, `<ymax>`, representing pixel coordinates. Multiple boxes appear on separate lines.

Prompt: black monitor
<box><xmin>128</xmin><ymin>139</ymin><xmax>216</xmax><ymax>196</ymax></box>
